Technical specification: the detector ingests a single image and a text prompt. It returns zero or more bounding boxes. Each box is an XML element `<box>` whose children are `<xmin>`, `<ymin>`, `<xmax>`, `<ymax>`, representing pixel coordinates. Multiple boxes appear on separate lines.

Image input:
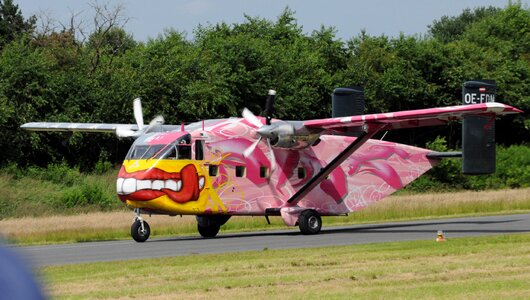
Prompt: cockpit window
<box><xmin>125</xmin><ymin>145</ymin><xmax>165</xmax><ymax>160</ymax></box>
<box><xmin>125</xmin><ymin>134</ymin><xmax>193</xmax><ymax>160</ymax></box>
<box><xmin>157</xmin><ymin>144</ymin><xmax>191</xmax><ymax>160</ymax></box>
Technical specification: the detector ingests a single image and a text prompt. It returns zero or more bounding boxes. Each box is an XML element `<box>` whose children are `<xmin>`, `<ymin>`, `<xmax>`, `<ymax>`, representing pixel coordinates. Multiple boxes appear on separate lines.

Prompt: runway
<box><xmin>17</xmin><ymin>213</ymin><xmax>530</xmax><ymax>267</ymax></box>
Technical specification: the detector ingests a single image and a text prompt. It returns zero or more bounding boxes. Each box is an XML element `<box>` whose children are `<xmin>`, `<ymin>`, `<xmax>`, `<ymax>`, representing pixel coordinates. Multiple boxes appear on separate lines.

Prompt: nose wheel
<box><xmin>131</xmin><ymin>209</ymin><xmax>151</xmax><ymax>242</ymax></box>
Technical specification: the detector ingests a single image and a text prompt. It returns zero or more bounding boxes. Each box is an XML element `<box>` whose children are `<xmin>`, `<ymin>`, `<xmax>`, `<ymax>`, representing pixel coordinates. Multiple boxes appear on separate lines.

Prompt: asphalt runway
<box><xmin>16</xmin><ymin>213</ymin><xmax>530</xmax><ymax>267</ymax></box>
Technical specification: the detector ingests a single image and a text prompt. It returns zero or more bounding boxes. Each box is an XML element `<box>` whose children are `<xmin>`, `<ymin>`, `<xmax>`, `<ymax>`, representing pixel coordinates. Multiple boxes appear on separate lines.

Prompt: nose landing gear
<box><xmin>131</xmin><ymin>208</ymin><xmax>151</xmax><ymax>242</ymax></box>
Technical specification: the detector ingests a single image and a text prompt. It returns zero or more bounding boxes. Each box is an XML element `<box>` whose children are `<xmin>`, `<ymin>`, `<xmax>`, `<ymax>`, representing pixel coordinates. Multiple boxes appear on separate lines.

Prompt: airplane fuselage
<box><xmin>116</xmin><ymin>117</ymin><xmax>436</xmax><ymax>225</ymax></box>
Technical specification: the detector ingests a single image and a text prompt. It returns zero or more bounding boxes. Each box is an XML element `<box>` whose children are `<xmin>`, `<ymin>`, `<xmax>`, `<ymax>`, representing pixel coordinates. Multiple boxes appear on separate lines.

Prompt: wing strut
<box><xmin>287</xmin><ymin>123</ymin><xmax>385</xmax><ymax>205</ymax></box>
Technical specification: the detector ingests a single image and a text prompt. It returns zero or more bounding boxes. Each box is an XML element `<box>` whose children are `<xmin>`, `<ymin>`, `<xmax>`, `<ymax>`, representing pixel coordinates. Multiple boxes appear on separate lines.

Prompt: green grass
<box><xmin>3</xmin><ymin>189</ymin><xmax>530</xmax><ymax>245</ymax></box>
<box><xmin>1</xmin><ymin>163</ymin><xmax>529</xmax><ymax>246</ymax></box>
<box><xmin>0</xmin><ymin>168</ymin><xmax>121</xmax><ymax>219</ymax></box>
<box><xmin>40</xmin><ymin>233</ymin><xmax>530</xmax><ymax>299</ymax></box>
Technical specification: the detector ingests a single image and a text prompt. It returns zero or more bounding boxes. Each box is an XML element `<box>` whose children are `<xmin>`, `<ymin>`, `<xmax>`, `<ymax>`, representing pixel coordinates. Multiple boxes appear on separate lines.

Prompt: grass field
<box><xmin>2</xmin><ymin>188</ymin><xmax>529</xmax><ymax>245</ymax></box>
<box><xmin>40</xmin><ymin>233</ymin><xmax>530</xmax><ymax>299</ymax></box>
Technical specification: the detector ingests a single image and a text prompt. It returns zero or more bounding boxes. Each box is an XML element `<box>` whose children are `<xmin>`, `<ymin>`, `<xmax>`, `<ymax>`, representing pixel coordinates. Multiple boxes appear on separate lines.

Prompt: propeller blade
<box><xmin>266</xmin><ymin>137</ymin><xmax>276</xmax><ymax>170</ymax></box>
<box><xmin>242</xmin><ymin>108</ymin><xmax>263</xmax><ymax>128</ymax></box>
<box><xmin>116</xmin><ymin>128</ymin><xmax>137</xmax><ymax>138</ymax></box>
<box><xmin>265</xmin><ymin>89</ymin><xmax>276</xmax><ymax>125</ymax></box>
<box><xmin>243</xmin><ymin>136</ymin><xmax>262</xmax><ymax>157</ymax></box>
<box><xmin>133</xmin><ymin>98</ymin><xmax>144</xmax><ymax>131</ymax></box>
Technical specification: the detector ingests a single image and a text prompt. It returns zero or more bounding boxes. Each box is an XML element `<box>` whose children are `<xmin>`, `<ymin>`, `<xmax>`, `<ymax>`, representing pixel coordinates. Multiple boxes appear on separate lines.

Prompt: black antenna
<box><xmin>265</xmin><ymin>89</ymin><xmax>276</xmax><ymax>125</ymax></box>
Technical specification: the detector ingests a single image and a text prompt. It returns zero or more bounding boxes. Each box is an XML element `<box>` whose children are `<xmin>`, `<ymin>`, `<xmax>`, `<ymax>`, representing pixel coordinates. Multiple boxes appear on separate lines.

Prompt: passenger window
<box><xmin>235</xmin><ymin>166</ymin><xmax>246</xmax><ymax>177</ymax></box>
<box><xmin>195</xmin><ymin>140</ymin><xmax>204</xmax><ymax>160</ymax></box>
<box><xmin>260</xmin><ymin>166</ymin><xmax>269</xmax><ymax>178</ymax></box>
<box><xmin>298</xmin><ymin>167</ymin><xmax>306</xmax><ymax>179</ymax></box>
<box><xmin>209</xmin><ymin>165</ymin><xmax>218</xmax><ymax>176</ymax></box>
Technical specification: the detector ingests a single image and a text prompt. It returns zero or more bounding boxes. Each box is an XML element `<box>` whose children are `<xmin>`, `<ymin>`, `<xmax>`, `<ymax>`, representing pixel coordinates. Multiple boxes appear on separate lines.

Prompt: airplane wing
<box><xmin>20</xmin><ymin>122</ymin><xmax>182</xmax><ymax>135</ymax></box>
<box><xmin>304</xmin><ymin>102</ymin><xmax>522</xmax><ymax>131</ymax></box>
<box><xmin>287</xmin><ymin>102</ymin><xmax>522</xmax><ymax>205</ymax></box>
<box><xmin>20</xmin><ymin>122</ymin><xmax>139</xmax><ymax>133</ymax></box>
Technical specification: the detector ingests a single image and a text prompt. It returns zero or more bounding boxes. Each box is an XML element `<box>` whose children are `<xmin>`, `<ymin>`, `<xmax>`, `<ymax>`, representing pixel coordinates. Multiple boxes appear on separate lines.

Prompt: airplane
<box><xmin>21</xmin><ymin>85</ymin><xmax>522</xmax><ymax>242</ymax></box>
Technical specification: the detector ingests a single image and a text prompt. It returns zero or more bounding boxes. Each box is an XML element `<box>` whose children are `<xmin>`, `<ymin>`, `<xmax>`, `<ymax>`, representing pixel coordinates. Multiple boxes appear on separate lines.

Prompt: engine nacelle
<box><xmin>273</xmin><ymin>133</ymin><xmax>321</xmax><ymax>149</ymax></box>
<box><xmin>257</xmin><ymin>121</ymin><xmax>320</xmax><ymax>149</ymax></box>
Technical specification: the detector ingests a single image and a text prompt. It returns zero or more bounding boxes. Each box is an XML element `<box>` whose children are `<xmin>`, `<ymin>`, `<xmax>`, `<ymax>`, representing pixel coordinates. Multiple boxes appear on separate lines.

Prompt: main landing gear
<box><xmin>196</xmin><ymin>215</ymin><xmax>231</xmax><ymax>238</ymax></box>
<box><xmin>298</xmin><ymin>209</ymin><xmax>322</xmax><ymax>235</ymax></box>
<box><xmin>131</xmin><ymin>208</ymin><xmax>150</xmax><ymax>243</ymax></box>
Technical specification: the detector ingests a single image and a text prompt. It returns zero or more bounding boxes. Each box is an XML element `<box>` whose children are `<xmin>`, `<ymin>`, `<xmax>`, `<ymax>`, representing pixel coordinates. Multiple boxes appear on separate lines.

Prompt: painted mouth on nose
<box><xmin>118</xmin><ymin>178</ymin><xmax>183</xmax><ymax>194</ymax></box>
<box><xmin>117</xmin><ymin>164</ymin><xmax>204</xmax><ymax>203</ymax></box>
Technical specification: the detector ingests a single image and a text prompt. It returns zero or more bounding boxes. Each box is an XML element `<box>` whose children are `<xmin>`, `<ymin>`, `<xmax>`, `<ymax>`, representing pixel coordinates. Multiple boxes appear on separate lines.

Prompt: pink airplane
<box><xmin>21</xmin><ymin>83</ymin><xmax>522</xmax><ymax>242</ymax></box>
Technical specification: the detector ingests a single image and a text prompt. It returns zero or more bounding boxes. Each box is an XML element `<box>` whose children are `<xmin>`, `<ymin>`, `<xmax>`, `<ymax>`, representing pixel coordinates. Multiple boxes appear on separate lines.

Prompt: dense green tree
<box><xmin>0</xmin><ymin>0</ymin><xmax>35</xmax><ymax>48</ymax></box>
<box><xmin>0</xmin><ymin>2</ymin><xmax>528</xmax><ymax>170</ymax></box>
<box><xmin>428</xmin><ymin>6</ymin><xmax>500</xmax><ymax>43</ymax></box>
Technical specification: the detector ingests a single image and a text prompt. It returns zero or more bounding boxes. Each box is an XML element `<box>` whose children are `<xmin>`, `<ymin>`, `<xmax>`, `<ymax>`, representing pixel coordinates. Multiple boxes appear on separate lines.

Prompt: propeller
<box><xmin>133</xmin><ymin>98</ymin><xmax>144</xmax><ymax>130</ymax></box>
<box><xmin>242</xmin><ymin>90</ymin><xmax>277</xmax><ymax>170</ymax></box>
<box><xmin>116</xmin><ymin>98</ymin><xmax>165</xmax><ymax>138</ymax></box>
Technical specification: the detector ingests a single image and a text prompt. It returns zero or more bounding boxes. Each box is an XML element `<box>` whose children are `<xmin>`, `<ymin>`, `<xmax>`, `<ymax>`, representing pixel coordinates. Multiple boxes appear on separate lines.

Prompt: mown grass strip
<box><xmin>40</xmin><ymin>233</ymin><xmax>530</xmax><ymax>299</ymax></box>
<box><xmin>2</xmin><ymin>188</ymin><xmax>530</xmax><ymax>245</ymax></box>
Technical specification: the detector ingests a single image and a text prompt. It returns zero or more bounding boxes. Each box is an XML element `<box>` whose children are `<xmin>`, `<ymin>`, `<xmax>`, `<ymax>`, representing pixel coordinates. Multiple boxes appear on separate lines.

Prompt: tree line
<box><xmin>0</xmin><ymin>0</ymin><xmax>528</xmax><ymax>170</ymax></box>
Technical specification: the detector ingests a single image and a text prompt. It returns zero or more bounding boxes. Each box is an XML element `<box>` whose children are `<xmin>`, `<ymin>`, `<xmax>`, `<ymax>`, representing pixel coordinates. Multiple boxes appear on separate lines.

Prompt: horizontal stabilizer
<box><xmin>426</xmin><ymin>151</ymin><xmax>462</xmax><ymax>159</ymax></box>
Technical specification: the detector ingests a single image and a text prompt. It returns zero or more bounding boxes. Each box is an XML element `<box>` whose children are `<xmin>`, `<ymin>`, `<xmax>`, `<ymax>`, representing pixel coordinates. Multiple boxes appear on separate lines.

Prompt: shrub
<box><xmin>407</xmin><ymin>137</ymin><xmax>530</xmax><ymax>192</ymax></box>
<box><xmin>59</xmin><ymin>181</ymin><xmax>115</xmax><ymax>209</ymax></box>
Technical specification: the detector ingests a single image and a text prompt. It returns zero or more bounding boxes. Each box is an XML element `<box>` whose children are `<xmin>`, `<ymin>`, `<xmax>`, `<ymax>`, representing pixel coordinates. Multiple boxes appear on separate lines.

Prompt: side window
<box><xmin>178</xmin><ymin>145</ymin><xmax>191</xmax><ymax>159</ymax></box>
<box><xmin>195</xmin><ymin>140</ymin><xmax>204</xmax><ymax>160</ymax></box>
<box><xmin>260</xmin><ymin>166</ymin><xmax>269</xmax><ymax>178</ymax></box>
<box><xmin>235</xmin><ymin>166</ymin><xmax>246</xmax><ymax>177</ymax></box>
<box><xmin>209</xmin><ymin>165</ymin><xmax>218</xmax><ymax>176</ymax></box>
<box><xmin>298</xmin><ymin>167</ymin><xmax>306</xmax><ymax>179</ymax></box>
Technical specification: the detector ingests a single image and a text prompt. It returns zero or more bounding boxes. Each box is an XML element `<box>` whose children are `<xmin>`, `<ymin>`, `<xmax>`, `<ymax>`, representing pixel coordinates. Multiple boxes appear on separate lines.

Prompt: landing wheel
<box><xmin>197</xmin><ymin>223</ymin><xmax>220</xmax><ymax>238</ymax></box>
<box><xmin>131</xmin><ymin>220</ymin><xmax>150</xmax><ymax>242</ymax></box>
<box><xmin>298</xmin><ymin>210</ymin><xmax>322</xmax><ymax>235</ymax></box>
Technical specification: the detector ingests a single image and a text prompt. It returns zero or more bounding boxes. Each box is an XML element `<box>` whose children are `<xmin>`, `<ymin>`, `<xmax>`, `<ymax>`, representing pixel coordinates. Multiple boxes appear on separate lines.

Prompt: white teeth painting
<box><xmin>116</xmin><ymin>178</ymin><xmax>188</xmax><ymax>195</ymax></box>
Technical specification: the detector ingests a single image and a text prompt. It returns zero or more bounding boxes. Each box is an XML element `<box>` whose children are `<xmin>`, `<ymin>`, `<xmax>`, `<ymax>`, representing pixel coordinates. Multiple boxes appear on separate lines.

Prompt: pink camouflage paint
<box><xmin>193</xmin><ymin>117</ymin><xmax>435</xmax><ymax>217</ymax></box>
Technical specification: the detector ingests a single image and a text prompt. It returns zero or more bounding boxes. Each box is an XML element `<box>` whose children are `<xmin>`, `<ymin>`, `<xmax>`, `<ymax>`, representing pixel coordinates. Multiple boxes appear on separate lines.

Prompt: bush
<box><xmin>468</xmin><ymin>145</ymin><xmax>530</xmax><ymax>189</ymax></box>
<box><xmin>59</xmin><ymin>182</ymin><xmax>115</xmax><ymax>209</ymax></box>
<box><xmin>94</xmin><ymin>151</ymin><xmax>113</xmax><ymax>174</ymax></box>
<box><xmin>21</xmin><ymin>162</ymin><xmax>81</xmax><ymax>186</ymax></box>
<box><xmin>407</xmin><ymin>137</ymin><xmax>530</xmax><ymax>192</ymax></box>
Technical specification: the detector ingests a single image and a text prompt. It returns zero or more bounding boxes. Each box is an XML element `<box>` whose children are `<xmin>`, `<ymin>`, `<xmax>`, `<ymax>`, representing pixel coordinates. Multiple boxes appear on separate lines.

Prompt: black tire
<box><xmin>197</xmin><ymin>223</ymin><xmax>220</xmax><ymax>238</ymax></box>
<box><xmin>131</xmin><ymin>220</ymin><xmax>150</xmax><ymax>242</ymax></box>
<box><xmin>298</xmin><ymin>210</ymin><xmax>322</xmax><ymax>235</ymax></box>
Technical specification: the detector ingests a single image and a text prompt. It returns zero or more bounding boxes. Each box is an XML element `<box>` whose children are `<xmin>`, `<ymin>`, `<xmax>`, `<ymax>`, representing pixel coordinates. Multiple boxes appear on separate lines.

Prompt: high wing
<box><xmin>304</xmin><ymin>102</ymin><xmax>522</xmax><ymax>132</ymax></box>
<box><xmin>20</xmin><ymin>98</ymin><xmax>183</xmax><ymax>138</ymax></box>
<box><xmin>286</xmin><ymin>102</ymin><xmax>522</xmax><ymax>205</ymax></box>
<box><xmin>20</xmin><ymin>122</ymin><xmax>181</xmax><ymax>138</ymax></box>
<box><xmin>20</xmin><ymin>122</ymin><xmax>139</xmax><ymax>133</ymax></box>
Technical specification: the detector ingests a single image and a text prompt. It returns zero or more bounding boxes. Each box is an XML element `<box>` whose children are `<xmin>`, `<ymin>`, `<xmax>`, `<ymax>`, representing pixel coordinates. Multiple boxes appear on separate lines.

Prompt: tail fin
<box><xmin>462</xmin><ymin>80</ymin><xmax>497</xmax><ymax>174</ymax></box>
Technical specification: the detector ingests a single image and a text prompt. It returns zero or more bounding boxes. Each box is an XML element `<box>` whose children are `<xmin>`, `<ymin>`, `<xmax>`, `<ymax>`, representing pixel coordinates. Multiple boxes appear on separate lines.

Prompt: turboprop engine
<box><xmin>256</xmin><ymin>121</ymin><xmax>320</xmax><ymax>149</ymax></box>
<box><xmin>242</xmin><ymin>90</ymin><xmax>322</xmax><ymax>160</ymax></box>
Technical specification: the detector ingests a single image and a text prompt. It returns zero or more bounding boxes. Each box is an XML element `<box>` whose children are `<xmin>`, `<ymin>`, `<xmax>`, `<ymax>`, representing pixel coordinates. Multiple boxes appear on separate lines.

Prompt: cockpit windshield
<box><xmin>125</xmin><ymin>134</ymin><xmax>192</xmax><ymax>160</ymax></box>
<box><xmin>126</xmin><ymin>144</ymin><xmax>165</xmax><ymax>160</ymax></box>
